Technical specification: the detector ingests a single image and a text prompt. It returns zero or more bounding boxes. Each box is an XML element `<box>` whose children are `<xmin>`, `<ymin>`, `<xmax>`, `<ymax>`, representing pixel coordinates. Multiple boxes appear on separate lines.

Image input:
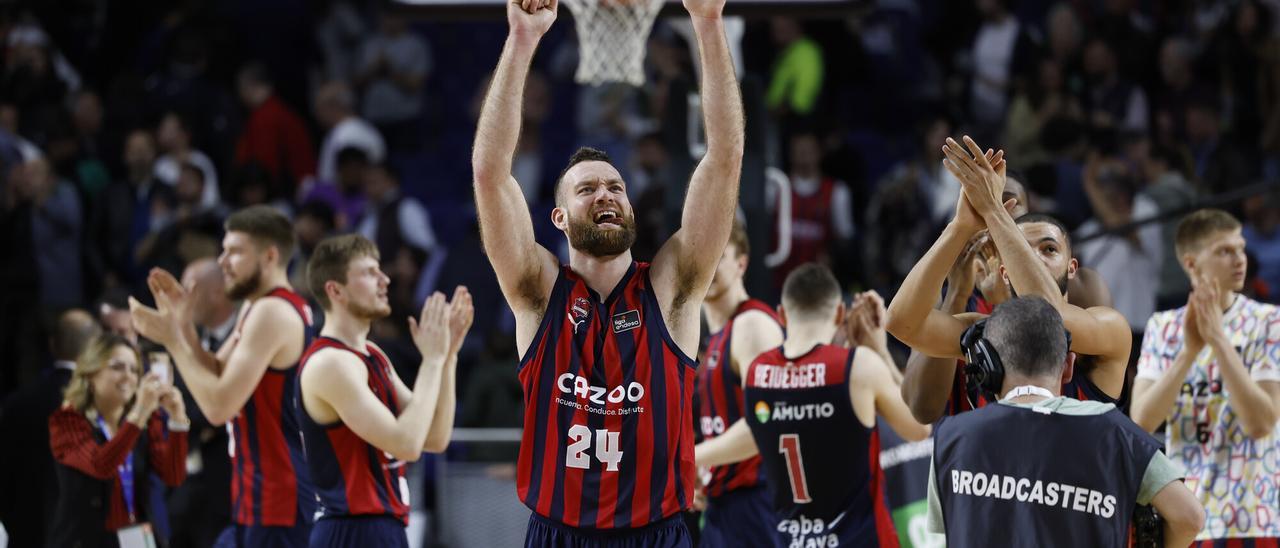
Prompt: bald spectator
<box><xmin>234</xmin><ymin>62</ymin><xmax>316</xmax><ymax>199</ymax></box>
<box><xmin>0</xmin><ymin>309</ymin><xmax>101</xmax><ymax>547</ymax></box>
<box><xmin>314</xmin><ymin>81</ymin><xmax>385</xmax><ymax>184</ymax></box>
<box><xmin>182</xmin><ymin>258</ymin><xmax>239</xmax><ymax>352</ymax></box>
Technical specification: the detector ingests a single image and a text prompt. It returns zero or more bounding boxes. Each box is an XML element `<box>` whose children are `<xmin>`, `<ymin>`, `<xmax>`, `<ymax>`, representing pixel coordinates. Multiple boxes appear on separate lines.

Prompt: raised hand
<box><xmin>508</xmin><ymin>0</ymin><xmax>557</xmax><ymax>38</ymax></box>
<box><xmin>447</xmin><ymin>286</ymin><xmax>475</xmax><ymax>356</ymax></box>
<box><xmin>683</xmin><ymin>0</ymin><xmax>727</xmax><ymax>19</ymax></box>
<box><xmin>409</xmin><ymin>292</ymin><xmax>452</xmax><ymax>366</ymax></box>
<box><xmin>131</xmin><ymin>373</ymin><xmax>165</xmax><ymax>418</ymax></box>
<box><xmin>851</xmin><ymin>291</ymin><xmax>889</xmax><ymax>353</ymax></box>
<box><xmin>1181</xmin><ymin>287</ymin><xmax>1203</xmax><ymax>354</ymax></box>
<box><xmin>943</xmin><ymin>136</ymin><xmax>1012</xmax><ymax>222</ymax></box>
<box><xmin>1191</xmin><ymin>273</ymin><xmax>1225</xmax><ymax>346</ymax></box>
<box><xmin>148</xmin><ymin>268</ymin><xmax>193</xmax><ymax>325</ymax></box>
<box><xmin>158</xmin><ymin>386</ymin><xmax>188</xmax><ymax>424</ymax></box>
<box><xmin>129</xmin><ymin>297</ymin><xmax>183</xmax><ymax>347</ymax></box>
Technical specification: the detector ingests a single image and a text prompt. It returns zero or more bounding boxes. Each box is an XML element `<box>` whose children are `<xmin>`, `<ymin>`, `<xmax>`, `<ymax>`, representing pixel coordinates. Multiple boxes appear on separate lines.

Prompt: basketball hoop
<box><xmin>560</xmin><ymin>0</ymin><xmax>666</xmax><ymax>86</ymax></box>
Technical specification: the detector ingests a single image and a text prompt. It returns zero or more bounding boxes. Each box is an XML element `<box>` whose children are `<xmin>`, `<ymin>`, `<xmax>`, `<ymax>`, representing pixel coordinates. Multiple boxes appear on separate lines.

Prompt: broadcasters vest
<box><xmin>933</xmin><ymin>401</ymin><xmax>1158</xmax><ymax>548</ymax></box>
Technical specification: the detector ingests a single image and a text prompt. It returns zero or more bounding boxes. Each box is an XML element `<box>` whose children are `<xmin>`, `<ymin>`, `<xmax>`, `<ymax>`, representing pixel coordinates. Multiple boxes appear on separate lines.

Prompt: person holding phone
<box><xmin>48</xmin><ymin>333</ymin><xmax>190</xmax><ymax>547</ymax></box>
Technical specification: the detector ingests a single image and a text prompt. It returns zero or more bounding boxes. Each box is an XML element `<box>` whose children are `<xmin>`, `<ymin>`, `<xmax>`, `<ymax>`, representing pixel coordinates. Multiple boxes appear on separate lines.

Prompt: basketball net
<box><xmin>561</xmin><ymin>0</ymin><xmax>666</xmax><ymax>86</ymax></box>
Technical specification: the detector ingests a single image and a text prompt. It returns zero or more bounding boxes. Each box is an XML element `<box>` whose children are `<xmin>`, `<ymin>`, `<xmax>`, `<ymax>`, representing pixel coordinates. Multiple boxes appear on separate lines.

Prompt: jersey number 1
<box><xmin>779</xmin><ymin>434</ymin><xmax>812</xmax><ymax>503</ymax></box>
<box><xmin>566</xmin><ymin>424</ymin><xmax>623</xmax><ymax>471</ymax></box>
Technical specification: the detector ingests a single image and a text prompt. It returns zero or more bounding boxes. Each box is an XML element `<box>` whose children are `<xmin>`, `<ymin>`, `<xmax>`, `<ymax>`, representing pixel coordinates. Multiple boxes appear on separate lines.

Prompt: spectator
<box><xmin>1212</xmin><ymin>1</ymin><xmax>1280</xmax><ymax>148</ymax></box>
<box><xmin>233</xmin><ymin>62</ymin><xmax>316</xmax><ymax>200</ymax></box>
<box><xmin>968</xmin><ymin>0</ymin><xmax>1032</xmax><ymax>135</ymax></box>
<box><xmin>0</xmin><ymin>309</ymin><xmax>100</xmax><ymax>548</ymax></box>
<box><xmin>303</xmin><ymin>146</ymin><xmax>369</xmax><ymax>229</ymax></box>
<box><xmin>863</xmin><ymin>117</ymin><xmax>953</xmax><ymax>293</ymax></box>
<box><xmin>1185</xmin><ymin>94</ymin><xmax>1255</xmax><ymax>196</ymax></box>
<box><xmin>1243</xmin><ymin>191</ymin><xmax>1280</xmax><ymax>301</ymax></box>
<box><xmin>315</xmin><ymin>1</ymin><xmax>369</xmax><ymax>83</ymax></box>
<box><xmin>355</xmin><ymin>14</ymin><xmax>430</xmax><ymax>149</ymax></box>
<box><xmin>770</xmin><ymin>130</ymin><xmax>854</xmax><ymax>286</ymax></box>
<box><xmin>21</xmin><ymin>156</ymin><xmax>85</xmax><ymax>311</ymax></box>
<box><xmin>1152</xmin><ymin>36</ymin><xmax>1203</xmax><ymax>144</ymax></box>
<box><xmin>290</xmin><ymin>200</ymin><xmax>338</xmax><ymax>296</ymax></box>
<box><xmin>1003</xmin><ymin>57</ymin><xmax>1083</xmax><ymax>168</ymax></box>
<box><xmin>357</xmin><ymin>163</ymin><xmax>438</xmax><ymax>264</ymax></box>
<box><xmin>68</xmin><ymin>89</ymin><xmax>111</xmax><ymax>195</ymax></box>
<box><xmin>1075</xmin><ymin>157</ymin><xmax>1162</xmax><ymax>331</ymax></box>
<box><xmin>766</xmin><ymin>17</ymin><xmax>823</xmax><ymax>119</ymax></box>
<box><xmin>1081</xmin><ymin>37</ymin><xmax>1149</xmax><ymax>133</ymax></box>
<box><xmin>1043</xmin><ymin>3</ymin><xmax>1084</xmax><ymax>91</ymax></box>
<box><xmin>313</xmin><ymin>80</ymin><xmax>385</xmax><ymax>185</ymax></box>
<box><xmin>153</xmin><ymin>110</ymin><xmax>220</xmax><ymax>209</ymax></box>
<box><xmin>48</xmin><ymin>333</ymin><xmax>188</xmax><ymax>548</ymax></box>
<box><xmin>1139</xmin><ymin>143</ymin><xmax>1199</xmax><ymax>310</ymax></box>
<box><xmin>96</xmin><ymin>288</ymin><xmax>137</xmax><ymax>346</ymax></box>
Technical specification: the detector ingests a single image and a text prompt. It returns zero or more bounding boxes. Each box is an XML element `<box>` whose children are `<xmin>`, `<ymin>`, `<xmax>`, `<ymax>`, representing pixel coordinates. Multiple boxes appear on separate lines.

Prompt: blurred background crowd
<box><xmin>0</xmin><ymin>0</ymin><xmax>1278</xmax><ymax>546</ymax></box>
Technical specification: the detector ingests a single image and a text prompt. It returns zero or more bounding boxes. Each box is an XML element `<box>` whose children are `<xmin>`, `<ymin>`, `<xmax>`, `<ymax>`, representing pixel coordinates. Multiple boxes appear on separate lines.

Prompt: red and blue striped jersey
<box><xmin>516</xmin><ymin>262</ymin><xmax>699</xmax><ymax>529</ymax></box>
<box><xmin>744</xmin><ymin>344</ymin><xmax>899</xmax><ymax>547</ymax></box>
<box><xmin>296</xmin><ymin>337</ymin><xmax>410</xmax><ymax>524</ymax></box>
<box><xmin>227</xmin><ymin>287</ymin><xmax>317</xmax><ymax>526</ymax></box>
<box><xmin>696</xmin><ymin>298</ymin><xmax>778</xmax><ymax>497</ymax></box>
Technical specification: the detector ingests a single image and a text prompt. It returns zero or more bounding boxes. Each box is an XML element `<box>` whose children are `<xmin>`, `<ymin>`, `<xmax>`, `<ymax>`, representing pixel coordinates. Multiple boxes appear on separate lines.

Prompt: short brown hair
<box><xmin>555</xmin><ymin>147</ymin><xmax>612</xmax><ymax>205</ymax></box>
<box><xmin>307</xmin><ymin>234</ymin><xmax>380</xmax><ymax>310</ymax></box>
<box><xmin>726</xmin><ymin>218</ymin><xmax>750</xmax><ymax>258</ymax></box>
<box><xmin>225</xmin><ymin>205</ymin><xmax>295</xmax><ymax>260</ymax></box>
<box><xmin>1175</xmin><ymin>209</ymin><xmax>1241</xmax><ymax>258</ymax></box>
<box><xmin>781</xmin><ymin>263</ymin><xmax>841</xmax><ymax>318</ymax></box>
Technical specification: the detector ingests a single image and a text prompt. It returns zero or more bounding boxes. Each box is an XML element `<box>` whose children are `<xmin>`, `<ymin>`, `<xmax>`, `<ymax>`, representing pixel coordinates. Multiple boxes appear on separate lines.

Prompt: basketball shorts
<box><xmin>525</xmin><ymin>512</ymin><xmax>692</xmax><ymax>548</ymax></box>
<box><xmin>310</xmin><ymin>515</ymin><xmax>408</xmax><ymax>548</ymax></box>
<box><xmin>700</xmin><ymin>486</ymin><xmax>775</xmax><ymax>548</ymax></box>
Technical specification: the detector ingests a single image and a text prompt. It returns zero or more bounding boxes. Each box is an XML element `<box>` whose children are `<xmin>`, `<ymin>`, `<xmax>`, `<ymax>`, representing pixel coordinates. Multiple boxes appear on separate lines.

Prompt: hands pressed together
<box><xmin>941</xmin><ymin>136</ymin><xmax>1019</xmax><ymax>234</ymax></box>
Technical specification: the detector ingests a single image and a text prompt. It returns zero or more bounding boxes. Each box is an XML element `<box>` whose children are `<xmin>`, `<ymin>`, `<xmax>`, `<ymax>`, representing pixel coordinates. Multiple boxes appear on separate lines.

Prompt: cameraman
<box><xmin>926</xmin><ymin>297</ymin><xmax>1204</xmax><ymax>547</ymax></box>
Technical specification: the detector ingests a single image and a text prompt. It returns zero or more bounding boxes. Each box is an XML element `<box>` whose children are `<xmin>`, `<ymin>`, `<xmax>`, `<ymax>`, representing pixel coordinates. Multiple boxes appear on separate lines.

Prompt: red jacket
<box><xmin>234</xmin><ymin>95</ymin><xmax>316</xmax><ymax>196</ymax></box>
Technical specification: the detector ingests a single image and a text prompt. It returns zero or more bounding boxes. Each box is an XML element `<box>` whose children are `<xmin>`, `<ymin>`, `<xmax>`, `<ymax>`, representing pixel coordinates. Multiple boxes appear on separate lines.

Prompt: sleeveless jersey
<box><xmin>774</xmin><ymin>177</ymin><xmax>837</xmax><ymax>285</ymax></box>
<box><xmin>227</xmin><ymin>287</ymin><xmax>317</xmax><ymax>526</ymax></box>
<box><xmin>933</xmin><ymin>401</ymin><xmax>1156</xmax><ymax>547</ymax></box>
<box><xmin>297</xmin><ymin>337</ymin><xmax>410</xmax><ymax>524</ymax></box>
<box><xmin>696</xmin><ymin>298</ymin><xmax>779</xmax><ymax>498</ymax></box>
<box><xmin>516</xmin><ymin>262</ymin><xmax>698</xmax><ymax>529</ymax></box>
<box><xmin>744</xmin><ymin>344</ymin><xmax>899</xmax><ymax>548</ymax></box>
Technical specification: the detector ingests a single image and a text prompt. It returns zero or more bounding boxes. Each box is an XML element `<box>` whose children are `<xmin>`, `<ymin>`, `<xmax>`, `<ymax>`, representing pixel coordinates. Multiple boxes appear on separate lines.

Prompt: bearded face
<box><xmin>566</xmin><ymin>206</ymin><xmax>637</xmax><ymax>258</ymax></box>
<box><xmin>225</xmin><ymin>260</ymin><xmax>263</xmax><ymax>300</ymax></box>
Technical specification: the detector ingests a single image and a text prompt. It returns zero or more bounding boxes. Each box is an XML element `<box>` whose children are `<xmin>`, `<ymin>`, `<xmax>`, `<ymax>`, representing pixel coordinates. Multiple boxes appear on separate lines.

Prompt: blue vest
<box><xmin>934</xmin><ymin>400</ymin><xmax>1158</xmax><ymax>547</ymax></box>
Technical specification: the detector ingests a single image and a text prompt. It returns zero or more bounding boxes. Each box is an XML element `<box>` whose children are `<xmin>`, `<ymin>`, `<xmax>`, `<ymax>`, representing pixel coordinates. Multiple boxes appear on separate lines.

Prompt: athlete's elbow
<box><xmin>1165</xmin><ymin>500</ymin><xmax>1206</xmax><ymax>541</ymax></box>
<box><xmin>393</xmin><ymin>444</ymin><xmax>426</xmax><ymax>463</ymax></box>
<box><xmin>423</xmin><ymin>436</ymin><xmax>451</xmax><ymax>454</ymax></box>
<box><xmin>903</xmin><ymin>423</ymin><xmax>931</xmax><ymax>442</ymax></box>
<box><xmin>203</xmin><ymin>407</ymin><xmax>235</xmax><ymax>427</ymax></box>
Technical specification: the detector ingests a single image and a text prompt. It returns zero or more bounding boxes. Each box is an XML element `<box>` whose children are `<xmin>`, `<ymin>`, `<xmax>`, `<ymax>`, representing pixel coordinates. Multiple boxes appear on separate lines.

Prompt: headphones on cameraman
<box><xmin>959</xmin><ymin>319</ymin><xmax>1072</xmax><ymax>397</ymax></box>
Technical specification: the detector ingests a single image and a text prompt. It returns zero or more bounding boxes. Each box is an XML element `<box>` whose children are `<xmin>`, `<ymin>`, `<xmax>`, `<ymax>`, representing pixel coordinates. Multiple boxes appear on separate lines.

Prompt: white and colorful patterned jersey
<box><xmin>1137</xmin><ymin>295</ymin><xmax>1280</xmax><ymax>540</ymax></box>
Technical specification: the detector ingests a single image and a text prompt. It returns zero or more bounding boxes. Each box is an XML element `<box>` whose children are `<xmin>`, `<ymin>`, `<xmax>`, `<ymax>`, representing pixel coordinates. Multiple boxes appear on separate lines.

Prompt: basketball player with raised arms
<box><xmin>695</xmin><ymin>220</ymin><xmax>784</xmax><ymax>547</ymax></box>
<box><xmin>471</xmin><ymin>0</ymin><xmax>743</xmax><ymax>543</ymax></box>
<box><xmin>888</xmin><ymin>137</ymin><xmax>1133</xmax><ymax>417</ymax></box>
<box><xmin>696</xmin><ymin>264</ymin><xmax>929</xmax><ymax>548</ymax></box>
<box><xmin>130</xmin><ymin>205</ymin><xmax>317</xmax><ymax>546</ymax></box>
<box><xmin>297</xmin><ymin>234</ymin><xmax>473</xmax><ymax>546</ymax></box>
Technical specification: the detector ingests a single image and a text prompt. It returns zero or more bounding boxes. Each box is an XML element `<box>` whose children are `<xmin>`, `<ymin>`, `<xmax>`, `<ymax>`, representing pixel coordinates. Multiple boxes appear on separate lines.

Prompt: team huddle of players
<box><xmin>119</xmin><ymin>0</ymin><xmax>1276</xmax><ymax>546</ymax></box>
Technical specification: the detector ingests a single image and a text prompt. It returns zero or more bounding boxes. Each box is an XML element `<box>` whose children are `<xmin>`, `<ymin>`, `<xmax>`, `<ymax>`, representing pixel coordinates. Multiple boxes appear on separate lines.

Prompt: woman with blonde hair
<box><xmin>48</xmin><ymin>333</ymin><xmax>189</xmax><ymax>547</ymax></box>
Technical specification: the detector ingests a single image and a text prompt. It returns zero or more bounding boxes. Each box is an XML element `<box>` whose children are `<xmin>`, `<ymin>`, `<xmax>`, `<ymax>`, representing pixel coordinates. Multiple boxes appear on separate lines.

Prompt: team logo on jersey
<box><xmin>706</xmin><ymin>349</ymin><xmax>721</xmax><ymax>369</ymax></box>
<box><xmin>612</xmin><ymin>310</ymin><xmax>641</xmax><ymax>333</ymax></box>
<box><xmin>568</xmin><ymin>297</ymin><xmax>591</xmax><ymax>334</ymax></box>
<box><xmin>754</xmin><ymin>401</ymin><xmax>771</xmax><ymax>423</ymax></box>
